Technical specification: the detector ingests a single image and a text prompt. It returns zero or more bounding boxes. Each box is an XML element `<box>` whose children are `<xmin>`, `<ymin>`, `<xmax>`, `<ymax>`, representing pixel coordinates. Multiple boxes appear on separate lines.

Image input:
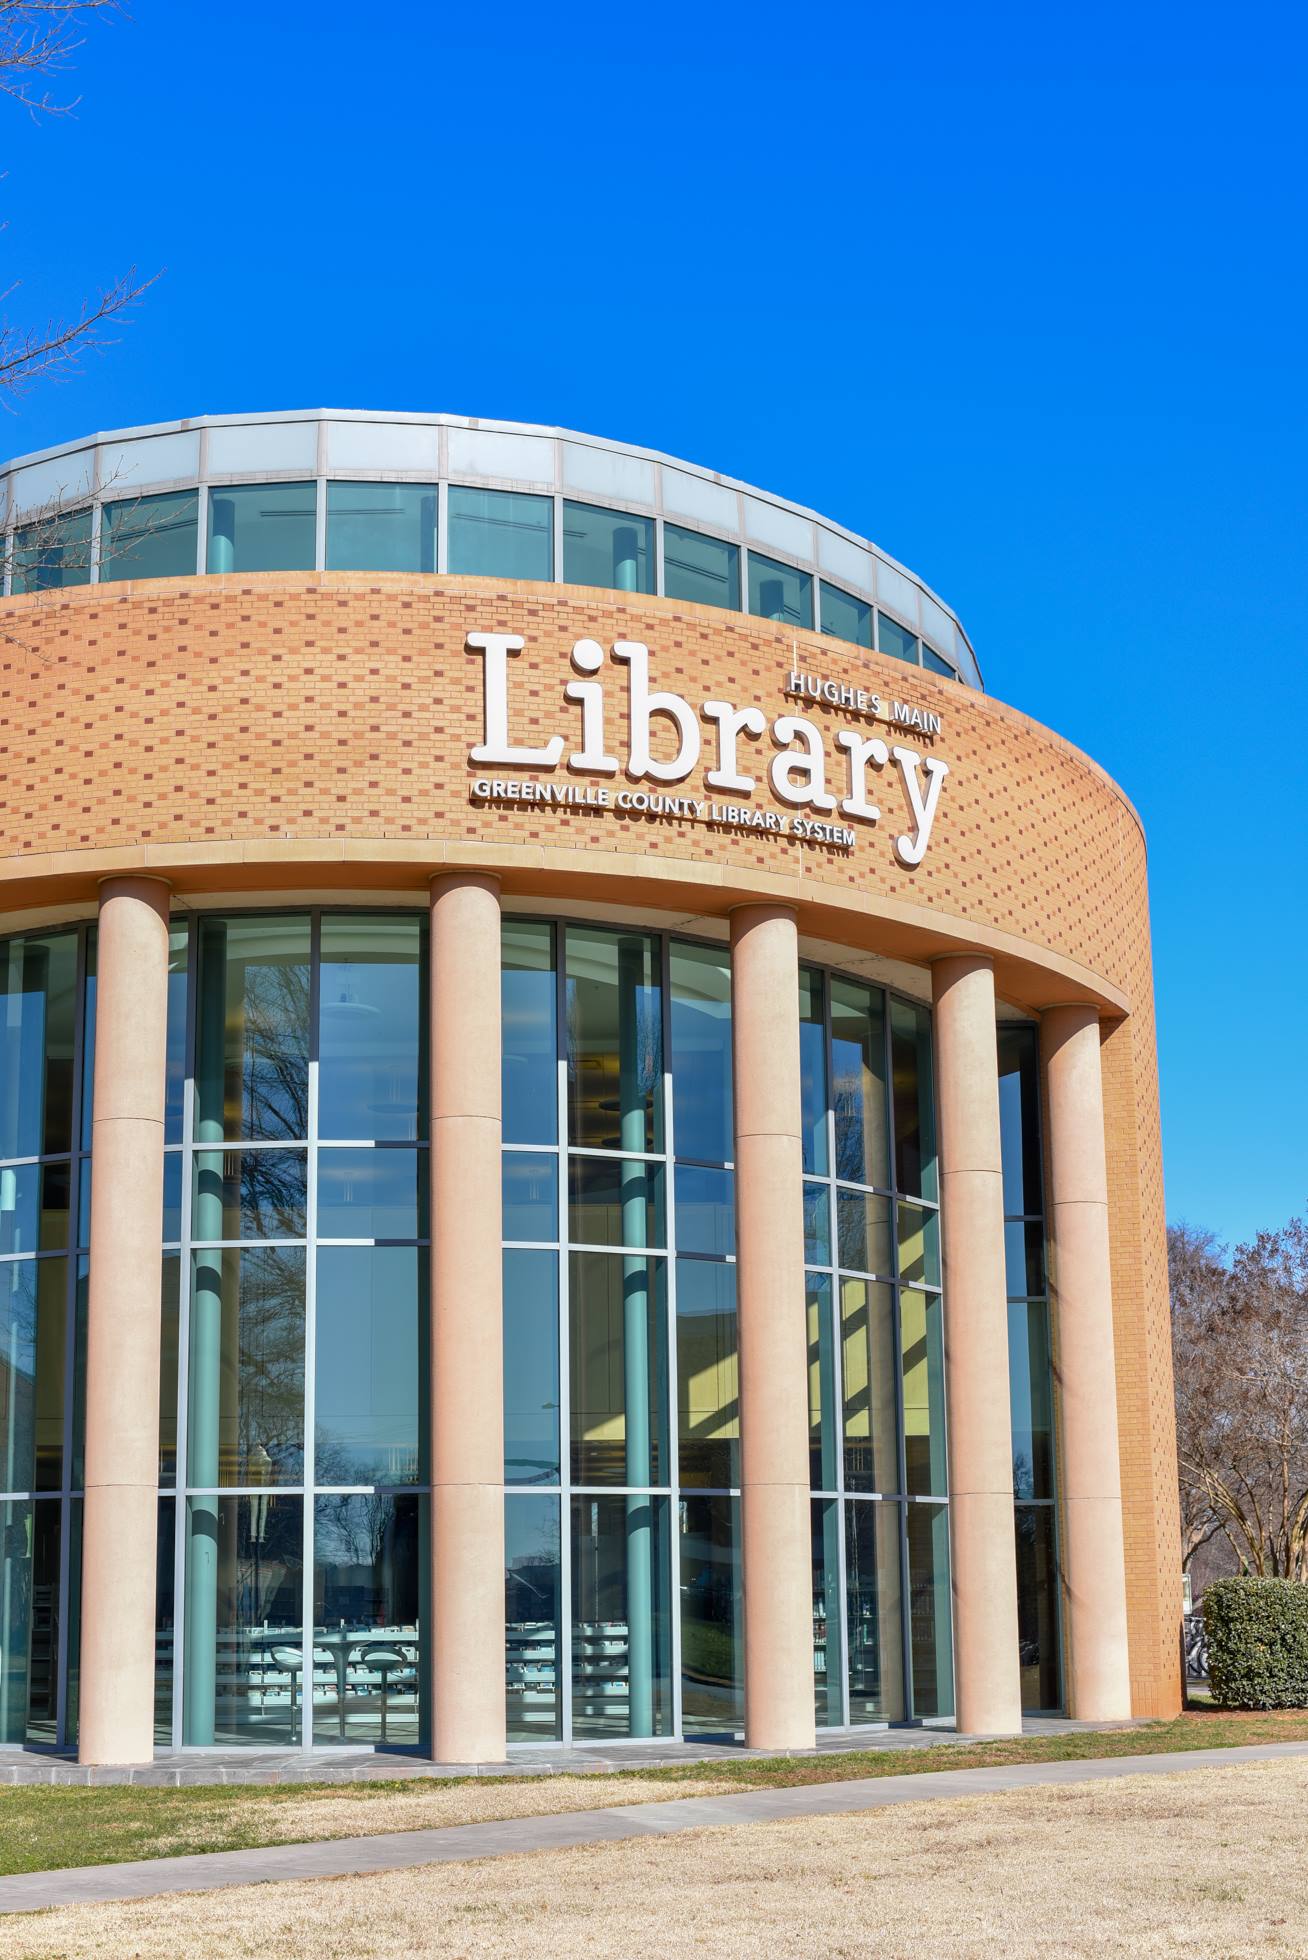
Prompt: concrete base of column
<box><xmin>1063</xmin><ymin>1495</ymin><xmax>1133</xmax><ymax>1721</ymax></box>
<box><xmin>431</xmin><ymin>1482</ymin><xmax>508</xmax><ymax>1763</ymax></box>
<box><xmin>78</xmin><ymin>1483</ymin><xmax>159</xmax><ymax>1764</ymax></box>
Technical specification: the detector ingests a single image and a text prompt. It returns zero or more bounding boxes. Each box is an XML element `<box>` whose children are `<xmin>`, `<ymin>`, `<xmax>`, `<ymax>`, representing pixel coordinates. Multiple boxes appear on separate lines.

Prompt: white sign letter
<box><xmin>703</xmin><ymin>700</ymin><xmax>767</xmax><ymax>792</ymax></box>
<box><xmin>768</xmin><ymin>716</ymin><xmax>837</xmax><ymax>811</ymax></box>
<box><xmin>836</xmin><ymin>729</ymin><xmax>889</xmax><ymax>823</ymax></box>
<box><xmin>467</xmin><ymin>632</ymin><xmax>564</xmax><ymax>767</ymax></box>
<box><xmin>892</xmin><ymin>745</ymin><xmax>949</xmax><ymax>865</ymax></box>
<box><xmin>614</xmin><ymin>640</ymin><xmax>700</xmax><ymax>784</ymax></box>
<box><xmin>564</xmin><ymin>639</ymin><xmax>619</xmax><ymax>775</ymax></box>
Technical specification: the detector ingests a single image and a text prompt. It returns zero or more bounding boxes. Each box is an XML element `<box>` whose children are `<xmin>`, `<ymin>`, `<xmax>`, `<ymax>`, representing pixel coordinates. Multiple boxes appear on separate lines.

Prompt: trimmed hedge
<box><xmin>1203</xmin><ymin>1577</ymin><xmax>1308</xmax><ymax>1709</ymax></box>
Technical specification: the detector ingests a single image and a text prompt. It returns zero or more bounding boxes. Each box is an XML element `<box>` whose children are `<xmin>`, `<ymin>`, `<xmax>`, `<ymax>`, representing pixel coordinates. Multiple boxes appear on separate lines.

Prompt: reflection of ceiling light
<box><xmin>321</xmin><ymin>980</ymin><xmax>381</xmax><ymax>1021</ymax></box>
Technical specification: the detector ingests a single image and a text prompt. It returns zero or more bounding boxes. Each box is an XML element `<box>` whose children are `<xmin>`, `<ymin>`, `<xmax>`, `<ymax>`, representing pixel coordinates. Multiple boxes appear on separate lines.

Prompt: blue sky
<box><xmin>4</xmin><ymin>1</ymin><xmax>1305</xmax><ymax>1250</ymax></box>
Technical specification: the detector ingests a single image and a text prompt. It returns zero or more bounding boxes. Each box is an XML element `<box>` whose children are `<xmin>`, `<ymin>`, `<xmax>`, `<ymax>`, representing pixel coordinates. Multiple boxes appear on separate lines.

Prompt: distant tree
<box><xmin>1171</xmin><ymin>1211</ymin><xmax>1308</xmax><ymax>1585</ymax></box>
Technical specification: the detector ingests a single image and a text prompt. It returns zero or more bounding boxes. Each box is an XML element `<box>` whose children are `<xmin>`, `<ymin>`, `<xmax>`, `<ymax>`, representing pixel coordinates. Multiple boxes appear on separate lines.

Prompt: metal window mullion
<box><xmin>660</xmin><ymin>933</ymin><xmax>682</xmax><ymax>1741</ymax></box>
<box><xmin>553</xmin><ymin>924</ymin><xmax>572</xmax><ymax>1746</ymax></box>
<box><xmin>300</xmin><ymin>910</ymin><xmax>322</xmax><ymax>1749</ymax></box>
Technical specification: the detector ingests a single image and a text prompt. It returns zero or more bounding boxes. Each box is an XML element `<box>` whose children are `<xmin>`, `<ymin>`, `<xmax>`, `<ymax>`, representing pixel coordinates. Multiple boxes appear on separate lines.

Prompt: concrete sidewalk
<box><xmin>4</xmin><ymin>1738</ymin><xmax>1307</xmax><ymax>1916</ymax></box>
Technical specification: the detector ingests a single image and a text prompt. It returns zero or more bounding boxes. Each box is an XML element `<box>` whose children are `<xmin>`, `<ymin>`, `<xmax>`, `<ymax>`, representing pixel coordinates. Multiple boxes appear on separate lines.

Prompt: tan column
<box><xmin>429</xmin><ymin>872</ymin><xmax>506</xmax><ymax>1763</ymax></box>
<box><xmin>1042</xmin><ymin>1006</ymin><xmax>1132</xmax><ymax>1721</ymax></box>
<box><xmin>730</xmin><ymin>904</ymin><xmax>815</xmax><ymax>1752</ymax></box>
<box><xmin>933</xmin><ymin>955</ymin><xmax>1023</xmax><ymax>1736</ymax></box>
<box><xmin>79</xmin><ymin>876</ymin><xmax>171</xmax><ymax>1765</ymax></box>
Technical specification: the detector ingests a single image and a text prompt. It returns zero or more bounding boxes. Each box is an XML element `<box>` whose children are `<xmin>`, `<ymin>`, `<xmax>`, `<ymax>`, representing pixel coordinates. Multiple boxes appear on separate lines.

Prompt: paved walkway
<box><xmin>0</xmin><ymin>1715</ymin><xmax>1125</xmax><ymax>1786</ymax></box>
<box><xmin>3</xmin><ymin>1739</ymin><xmax>1306</xmax><ymax>1916</ymax></box>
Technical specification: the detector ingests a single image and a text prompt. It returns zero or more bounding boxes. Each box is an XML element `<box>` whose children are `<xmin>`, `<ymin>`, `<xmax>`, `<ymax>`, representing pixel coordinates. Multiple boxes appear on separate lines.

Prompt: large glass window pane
<box><xmin>315</xmin><ymin>1246</ymin><xmax>422</xmax><ymax>1486</ymax></box>
<box><xmin>663</xmin><ymin>525</ymin><xmax>739</xmax><ymax>611</ymax></box>
<box><xmin>923</xmin><ymin>644</ymin><xmax>955</xmax><ymax>678</ymax></box>
<box><xmin>318</xmin><ymin>916</ymin><xmax>425</xmax><ymax>1142</ymax></box>
<box><xmin>841</xmin><ymin>1277</ymin><xmax>899</xmax><ymax>1494</ymax></box>
<box><xmin>897</xmin><ymin>1204</ymin><xmax>940</xmax><ymax>1289</ymax></box>
<box><xmin>890</xmin><ymin>1000</ymin><xmax>938</xmax><ymax>1203</ymax></box>
<box><xmin>562</xmin><ymin>502</ymin><xmax>653</xmax><ymax>594</ymax></box>
<box><xmin>830</xmin><ymin>979</ymin><xmax>889</xmax><ymax>1189</ymax></box>
<box><xmin>317</xmin><ymin>1147</ymin><xmax>426</xmax><ymax>1240</ymax></box>
<box><xmin>878</xmin><ymin>613</ymin><xmax>919</xmax><ymax>665</ymax></box>
<box><xmin>670</xmin><ymin>941</ymin><xmax>732</xmax><ymax>1166</ymax></box>
<box><xmin>0</xmin><ymin>1498</ymin><xmax>60</xmax><ymax>1742</ymax></box>
<box><xmin>506</xmin><ymin>1494</ymin><xmax>561</xmax><ymax>1741</ymax></box>
<box><xmin>160</xmin><ymin>1253</ymin><xmax>180</xmax><ymax>1486</ymax></box>
<box><xmin>0</xmin><ymin>1260</ymin><xmax>66</xmax><ymax>1493</ymax></box>
<box><xmin>565</xmin><ymin>930</ymin><xmax>663</xmax><ymax>1153</ymax></box>
<box><xmin>100</xmin><ymin>491</ymin><xmax>199</xmax><ymax>582</ymax></box>
<box><xmin>504</xmin><ymin>1249</ymin><xmax>559</xmax><ymax>1487</ymax></box>
<box><xmin>812</xmin><ymin>1498</ymin><xmax>844</xmax><ymax>1728</ymax></box>
<box><xmin>195</xmin><ymin>917</ymin><xmax>310</xmax><ymax>1143</ymax></box>
<box><xmin>207</xmin><ymin>483</ymin><xmax>316</xmax><ymax>573</ymax></box>
<box><xmin>674</xmin><ymin>1166</ymin><xmax>734</xmax><ymax>1258</ymax></box>
<box><xmin>448</xmin><ymin>486</ymin><xmax>553</xmax><ymax>580</ymax></box>
<box><xmin>798</xmin><ymin>968</ymin><xmax>829</xmax><ymax>1175</ymax></box>
<box><xmin>997</xmin><ymin>1025</ymin><xmax>1043</xmax><ymax>1218</ymax></box>
<box><xmin>164</xmin><ymin>924</ymin><xmax>189</xmax><ymax>1146</ymax></box>
<box><xmin>12</xmin><ymin>508</ymin><xmax>91</xmax><ymax>592</ymax></box>
<box><xmin>820</xmin><ymin>582</ymin><xmax>872</xmax><ymax>648</ymax></box>
<box><xmin>1016</xmin><ymin>1505</ymin><xmax>1062</xmax><ymax>1711</ymax></box>
<box><xmin>192</xmin><ymin>1149</ymin><xmax>308</xmax><ymax>1240</ymax></box>
<box><xmin>502</xmin><ymin>1152</ymin><xmax>558</xmax><ymax>1244</ymax></box>
<box><xmin>1005</xmin><ymin>1217</ymin><xmax>1046</xmax><ymax>1300</ymax></box>
<box><xmin>502</xmin><ymin>922</ymin><xmax>556</xmax><ymax>1146</ymax></box>
<box><xmin>679</xmin><ymin>1494</ymin><xmax>741</xmax><ymax>1735</ymax></box>
<box><xmin>569</xmin><ymin>1251</ymin><xmax>667</xmax><ymax>1487</ymax></box>
<box><xmin>807</xmin><ymin>1273</ymin><xmax>839</xmax><ymax>1491</ymax></box>
<box><xmin>325</xmin><ymin>482</ymin><xmax>436</xmax><ymax>572</ymax></box>
<box><xmin>845</xmin><ymin>1498</ymin><xmax>905</xmax><ymax>1722</ymax></box>
<box><xmin>803</xmin><ymin>1181</ymin><xmax>830</xmax><ymax>1266</ymax></box>
<box><xmin>0</xmin><ymin>1163</ymin><xmax>71</xmax><ymax>1255</ymax></box>
<box><xmin>570</xmin><ymin>1492</ymin><xmax>671</xmax><ymax>1738</ymax></box>
<box><xmin>837</xmin><ymin>1190</ymin><xmax>893</xmax><ymax>1276</ymax></box>
<box><xmin>183</xmin><ymin>1493</ymin><xmax>303</xmax><ymax>1745</ymax></box>
<box><xmin>907</xmin><ymin>1503</ymin><xmax>953</xmax><ymax>1718</ymax></box>
<box><xmin>748</xmin><ymin>550</ymin><xmax>812</xmax><ymax>627</ymax></box>
<box><xmin>0</xmin><ymin>931</ymin><xmax>78</xmax><ymax>1160</ymax></box>
<box><xmin>1008</xmin><ymin>1299</ymin><xmax>1054</xmax><ymax>1500</ymax></box>
<box><xmin>901</xmin><ymin>1288</ymin><xmax>947</xmax><ymax>1498</ymax></box>
<box><xmin>312</xmin><ymin>1492</ymin><xmax>423</xmax><ymax>1744</ymax></box>
<box><xmin>187</xmin><ymin>1245</ymin><xmax>306</xmax><ymax>1486</ymax></box>
<box><xmin>154</xmin><ymin>1498</ymin><xmax>176</xmax><ymax>1743</ymax></box>
<box><xmin>676</xmin><ymin>1257</ymin><xmax>738</xmax><ymax>1489</ymax></box>
<box><xmin>568</xmin><ymin>1156</ymin><xmax>665</xmax><ymax>1249</ymax></box>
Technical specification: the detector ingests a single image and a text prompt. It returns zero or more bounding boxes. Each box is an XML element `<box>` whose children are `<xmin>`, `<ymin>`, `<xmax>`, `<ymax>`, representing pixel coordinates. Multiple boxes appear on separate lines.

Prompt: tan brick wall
<box><xmin>0</xmin><ymin>570</ymin><xmax>1181</xmax><ymax>1713</ymax></box>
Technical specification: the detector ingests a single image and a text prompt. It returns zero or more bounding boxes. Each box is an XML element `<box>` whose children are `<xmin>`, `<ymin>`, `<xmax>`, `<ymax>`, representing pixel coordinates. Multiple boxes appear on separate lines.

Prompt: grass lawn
<box><xmin>7</xmin><ymin>1754</ymin><xmax>1308</xmax><ymax>1958</ymax></box>
<box><xmin>2</xmin><ymin>1706</ymin><xmax>1306</xmax><ymax>1879</ymax></box>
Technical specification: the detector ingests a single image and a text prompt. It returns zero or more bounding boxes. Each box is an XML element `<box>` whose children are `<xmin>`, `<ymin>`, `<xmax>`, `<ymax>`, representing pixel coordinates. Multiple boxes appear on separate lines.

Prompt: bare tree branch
<box><xmin>0</xmin><ymin>1</ymin><xmax>123</xmax><ymax>117</ymax></box>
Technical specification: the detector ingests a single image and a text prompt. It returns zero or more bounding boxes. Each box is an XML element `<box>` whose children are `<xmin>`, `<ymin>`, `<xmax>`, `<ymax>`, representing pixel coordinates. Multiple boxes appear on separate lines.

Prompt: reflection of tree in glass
<box><xmin>238</xmin><ymin>1149</ymin><xmax>307</xmax><ymax>1238</ymax></box>
<box><xmin>240</xmin><ymin>960</ymin><xmax>309</xmax><ymax>1141</ymax></box>
<box><xmin>237</xmin><ymin>1247</ymin><xmax>306</xmax><ymax>1479</ymax></box>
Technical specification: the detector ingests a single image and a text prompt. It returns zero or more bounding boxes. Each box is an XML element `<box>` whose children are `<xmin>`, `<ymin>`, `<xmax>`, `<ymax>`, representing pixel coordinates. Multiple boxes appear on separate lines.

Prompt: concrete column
<box><xmin>932</xmin><ymin>955</ymin><xmax>1023</xmax><ymax>1737</ymax></box>
<box><xmin>429</xmin><ymin>872</ymin><xmax>505</xmax><ymax>1763</ymax></box>
<box><xmin>1042</xmin><ymin>1006</ymin><xmax>1132</xmax><ymax>1721</ymax></box>
<box><xmin>79</xmin><ymin>876</ymin><xmax>171</xmax><ymax>1765</ymax></box>
<box><xmin>730</xmin><ymin>904</ymin><xmax>815</xmax><ymax>1752</ymax></box>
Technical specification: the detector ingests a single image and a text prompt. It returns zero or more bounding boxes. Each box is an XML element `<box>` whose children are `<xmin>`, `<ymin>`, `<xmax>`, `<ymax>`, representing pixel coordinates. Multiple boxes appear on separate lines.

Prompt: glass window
<box><xmin>1016</xmin><ymin>1505</ymin><xmax>1062</xmax><ymax>1711</ymax></box>
<box><xmin>670</xmin><ymin>941</ymin><xmax>732</xmax><ymax>1166</ymax></box>
<box><xmin>807</xmin><ymin>1273</ymin><xmax>838</xmax><ymax>1491</ymax></box>
<box><xmin>748</xmin><ymin>551</ymin><xmax>812</xmax><ymax>627</ymax></box>
<box><xmin>568</xmin><ymin>1156</ymin><xmax>665</xmax><ymax>1250</ymax></box>
<box><xmin>325</xmin><ymin>482</ymin><xmax>435</xmax><ymax>573</ymax></box>
<box><xmin>506</xmin><ymin>1494</ymin><xmax>561</xmax><ymax>1741</ymax></box>
<box><xmin>798</xmin><ymin>969</ymin><xmax>829</xmax><ymax>1176</ymax></box>
<box><xmin>318</xmin><ymin>916</ymin><xmax>425</xmax><ymax>1142</ymax></box>
<box><xmin>820</xmin><ymin>582</ymin><xmax>872</xmax><ymax>648</ymax></box>
<box><xmin>562</xmin><ymin>502</ymin><xmax>653</xmax><ymax>594</ymax></box>
<box><xmin>195</xmin><ymin>917</ymin><xmax>311</xmax><ymax>1143</ymax></box>
<box><xmin>569</xmin><ymin>1251</ymin><xmax>667</xmax><ymax>1487</ymax></box>
<box><xmin>192</xmin><ymin>1149</ymin><xmax>308</xmax><ymax>1241</ymax></box>
<box><xmin>504</xmin><ymin>1249</ymin><xmax>559</xmax><ymax>1487</ymax></box>
<box><xmin>0</xmin><ymin>1259</ymin><xmax>67</xmax><ymax>1492</ymax></box>
<box><xmin>830</xmin><ymin>979</ymin><xmax>889</xmax><ymax>1189</ymax></box>
<box><xmin>502</xmin><ymin>922</ymin><xmax>556</xmax><ymax>1147</ymax></box>
<box><xmin>11</xmin><ymin>508</ymin><xmax>91</xmax><ymax>592</ymax></box>
<box><xmin>663</xmin><ymin>525</ymin><xmax>739</xmax><ymax>611</ymax></box>
<box><xmin>812</xmin><ymin>1498</ymin><xmax>844</xmax><ymax>1728</ymax></box>
<box><xmin>1008</xmin><ymin>1299</ymin><xmax>1054</xmax><ymax>1499</ymax></box>
<box><xmin>922</xmin><ymin>644</ymin><xmax>955</xmax><ymax>678</ymax></box>
<box><xmin>0</xmin><ymin>1163</ymin><xmax>70</xmax><ymax>1256</ymax></box>
<box><xmin>183</xmin><ymin>1493</ymin><xmax>303</xmax><ymax>1745</ymax></box>
<box><xmin>187</xmin><ymin>1245</ymin><xmax>306</xmax><ymax>1485</ymax></box>
<box><xmin>803</xmin><ymin>1181</ymin><xmax>830</xmax><ymax>1267</ymax></box>
<box><xmin>998</xmin><ymin>1025</ymin><xmax>1043</xmax><ymax>1217</ymax></box>
<box><xmin>312</xmin><ymin>1492</ymin><xmax>423</xmax><ymax>1744</ymax></box>
<box><xmin>317</xmin><ymin>1147</ymin><xmax>426</xmax><ymax>1240</ymax></box>
<box><xmin>565</xmin><ymin>929</ymin><xmax>663</xmax><ymax>1153</ymax></box>
<box><xmin>448</xmin><ymin>487</ymin><xmax>553</xmax><ymax>580</ymax></box>
<box><xmin>315</xmin><ymin>1246</ymin><xmax>422</xmax><ymax>1486</ymax></box>
<box><xmin>836</xmin><ymin>1190</ymin><xmax>892</xmax><ymax>1276</ymax></box>
<box><xmin>676</xmin><ymin>1257</ymin><xmax>738</xmax><ymax>1489</ymax></box>
<box><xmin>674</xmin><ymin>1166</ymin><xmax>734</xmax><ymax>1258</ymax></box>
<box><xmin>570</xmin><ymin>1492</ymin><xmax>672</xmax><ymax>1738</ymax></box>
<box><xmin>877</xmin><ymin>612</ymin><xmax>919</xmax><ymax>665</ymax></box>
<box><xmin>0</xmin><ymin>931</ymin><xmax>78</xmax><ymax>1160</ymax></box>
<box><xmin>100</xmin><ymin>491</ymin><xmax>198</xmax><ymax>582</ymax></box>
<box><xmin>840</xmin><ymin>1277</ymin><xmax>899</xmax><ymax>1494</ymax></box>
<box><xmin>897</xmin><ymin>1204</ymin><xmax>940</xmax><ymax>1289</ymax></box>
<box><xmin>845</xmin><ymin>1499</ymin><xmax>905</xmax><ymax>1722</ymax></box>
<box><xmin>890</xmin><ymin>999</ymin><xmax>938</xmax><ymax>1203</ymax></box>
<box><xmin>907</xmin><ymin>1503</ymin><xmax>953</xmax><ymax>1717</ymax></box>
<box><xmin>1005</xmin><ymin>1218</ymin><xmax>1046</xmax><ymax>1300</ymax></box>
<box><xmin>0</xmin><ymin>1499</ymin><xmax>61</xmax><ymax>1742</ymax></box>
<box><xmin>901</xmin><ymin>1288</ymin><xmax>947</xmax><ymax>1498</ymax></box>
<box><xmin>207</xmin><ymin>483</ymin><xmax>316</xmax><ymax>574</ymax></box>
<box><xmin>502</xmin><ymin>1152</ymin><xmax>558</xmax><ymax>1244</ymax></box>
<box><xmin>153</xmin><ymin>1499</ymin><xmax>175</xmax><ymax>1743</ymax></box>
<box><xmin>679</xmin><ymin>1494</ymin><xmax>741</xmax><ymax>1734</ymax></box>
<box><xmin>160</xmin><ymin>1255</ymin><xmax>180</xmax><ymax>1485</ymax></box>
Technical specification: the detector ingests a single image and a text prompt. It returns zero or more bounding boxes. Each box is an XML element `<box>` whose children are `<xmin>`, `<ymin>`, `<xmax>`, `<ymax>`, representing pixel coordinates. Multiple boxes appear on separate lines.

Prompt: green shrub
<box><xmin>1203</xmin><ymin>1577</ymin><xmax>1308</xmax><ymax>1709</ymax></box>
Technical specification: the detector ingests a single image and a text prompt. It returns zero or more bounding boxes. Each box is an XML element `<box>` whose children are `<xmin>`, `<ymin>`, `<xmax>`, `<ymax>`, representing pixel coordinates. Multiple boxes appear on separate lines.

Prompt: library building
<box><xmin>0</xmin><ymin>412</ymin><xmax>1181</xmax><ymax>1763</ymax></box>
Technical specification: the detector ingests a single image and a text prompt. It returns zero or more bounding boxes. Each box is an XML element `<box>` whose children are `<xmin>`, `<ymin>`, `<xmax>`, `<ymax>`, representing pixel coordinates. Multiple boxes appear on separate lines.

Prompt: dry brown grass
<box><xmin>10</xmin><ymin>1756</ymin><xmax>1308</xmax><ymax>1959</ymax></box>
